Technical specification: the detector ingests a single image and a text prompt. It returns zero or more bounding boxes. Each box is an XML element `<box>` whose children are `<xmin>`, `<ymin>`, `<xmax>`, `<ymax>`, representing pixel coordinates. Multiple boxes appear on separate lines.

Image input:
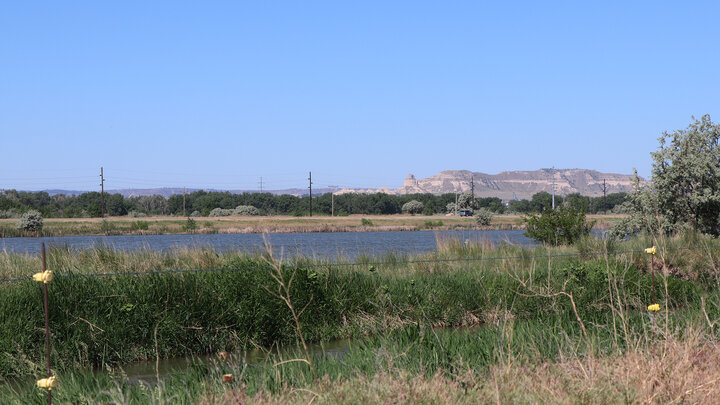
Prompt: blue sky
<box><xmin>1</xmin><ymin>1</ymin><xmax>718</xmax><ymax>191</ymax></box>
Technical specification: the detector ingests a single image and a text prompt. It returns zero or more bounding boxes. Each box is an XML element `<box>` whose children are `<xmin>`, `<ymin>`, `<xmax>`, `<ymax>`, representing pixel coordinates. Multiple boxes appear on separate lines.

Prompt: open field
<box><xmin>0</xmin><ymin>214</ymin><xmax>625</xmax><ymax>237</ymax></box>
<box><xmin>1</xmin><ymin>232</ymin><xmax>719</xmax><ymax>403</ymax></box>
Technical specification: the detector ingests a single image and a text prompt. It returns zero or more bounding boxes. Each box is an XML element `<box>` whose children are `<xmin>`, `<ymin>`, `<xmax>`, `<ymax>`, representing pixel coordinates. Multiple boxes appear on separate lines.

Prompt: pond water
<box><xmin>119</xmin><ymin>338</ymin><xmax>352</xmax><ymax>383</ymax></box>
<box><xmin>0</xmin><ymin>230</ymin><xmax>540</xmax><ymax>259</ymax></box>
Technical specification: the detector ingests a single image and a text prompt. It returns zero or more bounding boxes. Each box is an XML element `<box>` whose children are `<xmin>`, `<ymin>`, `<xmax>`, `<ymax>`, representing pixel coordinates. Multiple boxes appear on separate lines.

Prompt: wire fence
<box><xmin>2</xmin><ymin>243</ymin><xmax>720</xmax><ymax>284</ymax></box>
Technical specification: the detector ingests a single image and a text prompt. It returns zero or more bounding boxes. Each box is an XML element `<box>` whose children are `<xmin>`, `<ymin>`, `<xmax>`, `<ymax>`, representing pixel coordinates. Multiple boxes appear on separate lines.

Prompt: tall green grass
<box><xmin>3</xmin><ymin>297</ymin><xmax>720</xmax><ymax>404</ymax></box>
<box><xmin>1</xmin><ymin>234</ymin><xmax>711</xmax><ymax>382</ymax></box>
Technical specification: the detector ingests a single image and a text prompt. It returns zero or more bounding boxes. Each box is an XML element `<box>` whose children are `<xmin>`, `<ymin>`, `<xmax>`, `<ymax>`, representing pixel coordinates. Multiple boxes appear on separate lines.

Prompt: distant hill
<box><xmin>34</xmin><ymin>169</ymin><xmax>642</xmax><ymax>201</ymax></box>
<box><xmin>40</xmin><ymin>187</ymin><xmax>332</xmax><ymax>198</ymax></box>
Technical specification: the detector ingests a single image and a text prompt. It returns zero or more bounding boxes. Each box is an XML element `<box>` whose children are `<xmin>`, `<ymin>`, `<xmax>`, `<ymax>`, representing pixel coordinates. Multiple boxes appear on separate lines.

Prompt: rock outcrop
<box><xmin>336</xmin><ymin>169</ymin><xmax>643</xmax><ymax>200</ymax></box>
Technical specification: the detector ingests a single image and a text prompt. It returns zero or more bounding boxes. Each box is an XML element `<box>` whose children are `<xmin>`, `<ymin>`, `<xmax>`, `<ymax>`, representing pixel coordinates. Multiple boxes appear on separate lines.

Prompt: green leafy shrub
<box><xmin>361</xmin><ymin>218</ymin><xmax>374</xmax><ymax>226</ymax></box>
<box><xmin>0</xmin><ymin>208</ymin><xmax>21</xmax><ymax>219</ymax></box>
<box><xmin>127</xmin><ymin>210</ymin><xmax>147</xmax><ymax>218</ymax></box>
<box><xmin>401</xmin><ymin>200</ymin><xmax>424</xmax><ymax>214</ymax></box>
<box><xmin>233</xmin><ymin>205</ymin><xmax>261</xmax><ymax>216</ymax></box>
<box><xmin>16</xmin><ymin>210</ymin><xmax>43</xmax><ymax>232</ymax></box>
<box><xmin>131</xmin><ymin>221</ymin><xmax>149</xmax><ymax>231</ymax></box>
<box><xmin>100</xmin><ymin>220</ymin><xmax>116</xmax><ymax>233</ymax></box>
<box><xmin>189</xmin><ymin>210</ymin><xmax>201</xmax><ymax>217</ymax></box>
<box><xmin>524</xmin><ymin>206</ymin><xmax>594</xmax><ymax>246</ymax></box>
<box><xmin>474</xmin><ymin>208</ymin><xmax>494</xmax><ymax>226</ymax></box>
<box><xmin>208</xmin><ymin>208</ymin><xmax>233</xmax><ymax>217</ymax></box>
<box><xmin>183</xmin><ymin>218</ymin><xmax>197</xmax><ymax>232</ymax></box>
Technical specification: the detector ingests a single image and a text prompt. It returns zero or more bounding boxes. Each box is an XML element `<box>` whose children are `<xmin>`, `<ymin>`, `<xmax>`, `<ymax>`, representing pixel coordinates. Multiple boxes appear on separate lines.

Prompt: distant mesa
<box><xmin>386</xmin><ymin>169</ymin><xmax>642</xmax><ymax>200</ymax></box>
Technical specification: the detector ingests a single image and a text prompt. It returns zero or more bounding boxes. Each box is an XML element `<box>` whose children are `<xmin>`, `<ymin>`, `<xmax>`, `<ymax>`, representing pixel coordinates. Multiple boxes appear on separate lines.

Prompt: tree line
<box><xmin>0</xmin><ymin>188</ymin><xmax>628</xmax><ymax>218</ymax></box>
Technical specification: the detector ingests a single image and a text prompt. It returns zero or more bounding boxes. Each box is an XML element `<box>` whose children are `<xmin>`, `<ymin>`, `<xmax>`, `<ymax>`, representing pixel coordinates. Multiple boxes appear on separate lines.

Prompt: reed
<box><xmin>0</xmin><ymin>234</ymin><xmax>709</xmax><ymax>382</ymax></box>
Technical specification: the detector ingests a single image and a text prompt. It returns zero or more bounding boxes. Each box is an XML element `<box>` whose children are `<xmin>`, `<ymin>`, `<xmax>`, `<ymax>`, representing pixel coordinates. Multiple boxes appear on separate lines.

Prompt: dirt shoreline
<box><xmin>0</xmin><ymin>214</ymin><xmax>621</xmax><ymax>238</ymax></box>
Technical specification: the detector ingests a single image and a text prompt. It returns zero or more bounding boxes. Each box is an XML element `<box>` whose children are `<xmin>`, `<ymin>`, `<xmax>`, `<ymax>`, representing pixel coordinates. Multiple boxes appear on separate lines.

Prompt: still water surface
<box><xmin>0</xmin><ymin>230</ymin><xmax>538</xmax><ymax>259</ymax></box>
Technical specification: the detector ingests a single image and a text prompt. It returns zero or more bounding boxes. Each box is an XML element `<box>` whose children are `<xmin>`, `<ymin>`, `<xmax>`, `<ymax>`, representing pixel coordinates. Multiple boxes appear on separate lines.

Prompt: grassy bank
<box><xmin>3</xmin><ymin>303</ymin><xmax>720</xmax><ymax>404</ymax></box>
<box><xmin>0</xmin><ymin>233</ymin><xmax>718</xmax><ymax>403</ymax></box>
<box><xmin>0</xmin><ymin>214</ymin><xmax>624</xmax><ymax>237</ymax></box>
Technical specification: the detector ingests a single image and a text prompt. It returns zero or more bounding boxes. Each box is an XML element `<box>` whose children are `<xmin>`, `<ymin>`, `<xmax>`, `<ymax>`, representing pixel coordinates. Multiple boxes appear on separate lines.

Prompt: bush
<box><xmin>189</xmin><ymin>210</ymin><xmax>201</xmax><ymax>217</ymax></box>
<box><xmin>361</xmin><ymin>218</ymin><xmax>374</xmax><ymax>226</ymax></box>
<box><xmin>474</xmin><ymin>208</ymin><xmax>494</xmax><ymax>226</ymax></box>
<box><xmin>16</xmin><ymin>210</ymin><xmax>43</xmax><ymax>232</ymax></box>
<box><xmin>131</xmin><ymin>221</ymin><xmax>149</xmax><ymax>231</ymax></box>
<box><xmin>100</xmin><ymin>220</ymin><xmax>116</xmax><ymax>233</ymax></box>
<box><xmin>233</xmin><ymin>205</ymin><xmax>261</xmax><ymax>216</ymax></box>
<box><xmin>183</xmin><ymin>217</ymin><xmax>197</xmax><ymax>232</ymax></box>
<box><xmin>0</xmin><ymin>208</ymin><xmax>20</xmax><ymax>219</ymax></box>
<box><xmin>127</xmin><ymin>210</ymin><xmax>147</xmax><ymax>218</ymax></box>
<box><xmin>524</xmin><ymin>206</ymin><xmax>595</xmax><ymax>246</ymax></box>
<box><xmin>402</xmin><ymin>200</ymin><xmax>424</xmax><ymax>214</ymax></box>
<box><xmin>208</xmin><ymin>208</ymin><xmax>233</xmax><ymax>217</ymax></box>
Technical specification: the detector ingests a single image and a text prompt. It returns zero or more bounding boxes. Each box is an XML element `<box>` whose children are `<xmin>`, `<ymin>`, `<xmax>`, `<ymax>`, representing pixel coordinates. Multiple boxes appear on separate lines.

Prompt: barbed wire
<box><xmin>2</xmin><ymin>243</ymin><xmax>720</xmax><ymax>284</ymax></box>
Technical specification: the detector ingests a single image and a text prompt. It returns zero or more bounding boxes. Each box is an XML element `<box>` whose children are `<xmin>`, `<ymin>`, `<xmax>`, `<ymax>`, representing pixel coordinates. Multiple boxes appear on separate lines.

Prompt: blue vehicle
<box><xmin>459</xmin><ymin>210</ymin><xmax>474</xmax><ymax>217</ymax></box>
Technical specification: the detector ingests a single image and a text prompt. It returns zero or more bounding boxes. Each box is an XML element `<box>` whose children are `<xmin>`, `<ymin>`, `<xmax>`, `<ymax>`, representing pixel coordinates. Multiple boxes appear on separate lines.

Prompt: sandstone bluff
<box><xmin>339</xmin><ymin>169</ymin><xmax>643</xmax><ymax>200</ymax></box>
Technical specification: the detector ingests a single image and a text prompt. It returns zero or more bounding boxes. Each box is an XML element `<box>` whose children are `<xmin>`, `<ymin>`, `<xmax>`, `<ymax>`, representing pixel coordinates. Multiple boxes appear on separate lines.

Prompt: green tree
<box><xmin>524</xmin><ymin>206</ymin><xmax>594</xmax><ymax>246</ymax></box>
<box><xmin>651</xmin><ymin>115</ymin><xmax>720</xmax><ymax>236</ymax></box>
<box><xmin>456</xmin><ymin>191</ymin><xmax>475</xmax><ymax>210</ymax></box>
<box><xmin>401</xmin><ymin>200</ymin><xmax>424</xmax><ymax>214</ymax></box>
<box><xmin>474</xmin><ymin>208</ymin><xmax>494</xmax><ymax>226</ymax></box>
<box><xmin>16</xmin><ymin>210</ymin><xmax>44</xmax><ymax>233</ymax></box>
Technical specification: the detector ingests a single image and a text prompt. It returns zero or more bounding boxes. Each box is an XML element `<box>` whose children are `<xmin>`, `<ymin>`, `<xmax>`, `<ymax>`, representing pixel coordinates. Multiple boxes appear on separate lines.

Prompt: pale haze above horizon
<box><xmin>2</xmin><ymin>1</ymin><xmax>719</xmax><ymax>192</ymax></box>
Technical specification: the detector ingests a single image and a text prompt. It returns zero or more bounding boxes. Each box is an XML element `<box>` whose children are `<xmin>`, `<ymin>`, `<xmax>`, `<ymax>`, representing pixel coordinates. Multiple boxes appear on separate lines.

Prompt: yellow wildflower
<box><xmin>32</xmin><ymin>270</ymin><xmax>53</xmax><ymax>284</ymax></box>
<box><xmin>644</xmin><ymin>246</ymin><xmax>657</xmax><ymax>255</ymax></box>
<box><xmin>648</xmin><ymin>303</ymin><xmax>660</xmax><ymax>312</ymax></box>
<box><xmin>36</xmin><ymin>376</ymin><xmax>57</xmax><ymax>390</ymax></box>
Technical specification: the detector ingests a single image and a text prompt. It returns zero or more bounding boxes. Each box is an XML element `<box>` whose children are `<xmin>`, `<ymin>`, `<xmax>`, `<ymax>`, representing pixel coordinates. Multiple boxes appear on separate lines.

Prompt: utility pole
<box><xmin>100</xmin><ymin>167</ymin><xmax>105</xmax><ymax>218</ymax></box>
<box><xmin>602</xmin><ymin>179</ymin><xmax>607</xmax><ymax>213</ymax></box>
<box><xmin>183</xmin><ymin>187</ymin><xmax>187</xmax><ymax>217</ymax></box>
<box><xmin>308</xmin><ymin>172</ymin><xmax>312</xmax><ymax>217</ymax></box>
<box><xmin>455</xmin><ymin>192</ymin><xmax>458</xmax><ymax>216</ymax></box>
<box><xmin>551</xmin><ymin>167</ymin><xmax>556</xmax><ymax>210</ymax></box>
<box><xmin>470</xmin><ymin>176</ymin><xmax>475</xmax><ymax>210</ymax></box>
<box><xmin>259</xmin><ymin>177</ymin><xmax>263</xmax><ymax>193</ymax></box>
<box><xmin>328</xmin><ymin>185</ymin><xmax>338</xmax><ymax>216</ymax></box>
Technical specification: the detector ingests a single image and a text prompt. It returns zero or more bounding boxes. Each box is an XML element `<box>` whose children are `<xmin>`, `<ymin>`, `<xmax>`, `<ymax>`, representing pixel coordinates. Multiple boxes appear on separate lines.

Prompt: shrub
<box><xmin>524</xmin><ymin>206</ymin><xmax>595</xmax><ymax>246</ymax></box>
<box><xmin>208</xmin><ymin>208</ymin><xmax>233</xmax><ymax>217</ymax></box>
<box><xmin>16</xmin><ymin>210</ymin><xmax>43</xmax><ymax>232</ymax></box>
<box><xmin>127</xmin><ymin>210</ymin><xmax>147</xmax><ymax>218</ymax></box>
<box><xmin>233</xmin><ymin>205</ymin><xmax>261</xmax><ymax>216</ymax></box>
<box><xmin>361</xmin><ymin>218</ymin><xmax>374</xmax><ymax>226</ymax></box>
<box><xmin>100</xmin><ymin>220</ymin><xmax>116</xmax><ymax>233</ymax></box>
<box><xmin>446</xmin><ymin>202</ymin><xmax>457</xmax><ymax>214</ymax></box>
<box><xmin>189</xmin><ymin>210</ymin><xmax>201</xmax><ymax>217</ymax></box>
<box><xmin>131</xmin><ymin>221</ymin><xmax>149</xmax><ymax>231</ymax></box>
<box><xmin>474</xmin><ymin>208</ymin><xmax>494</xmax><ymax>226</ymax></box>
<box><xmin>183</xmin><ymin>218</ymin><xmax>197</xmax><ymax>232</ymax></box>
<box><xmin>0</xmin><ymin>208</ymin><xmax>20</xmax><ymax>219</ymax></box>
<box><xmin>401</xmin><ymin>200</ymin><xmax>424</xmax><ymax>214</ymax></box>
